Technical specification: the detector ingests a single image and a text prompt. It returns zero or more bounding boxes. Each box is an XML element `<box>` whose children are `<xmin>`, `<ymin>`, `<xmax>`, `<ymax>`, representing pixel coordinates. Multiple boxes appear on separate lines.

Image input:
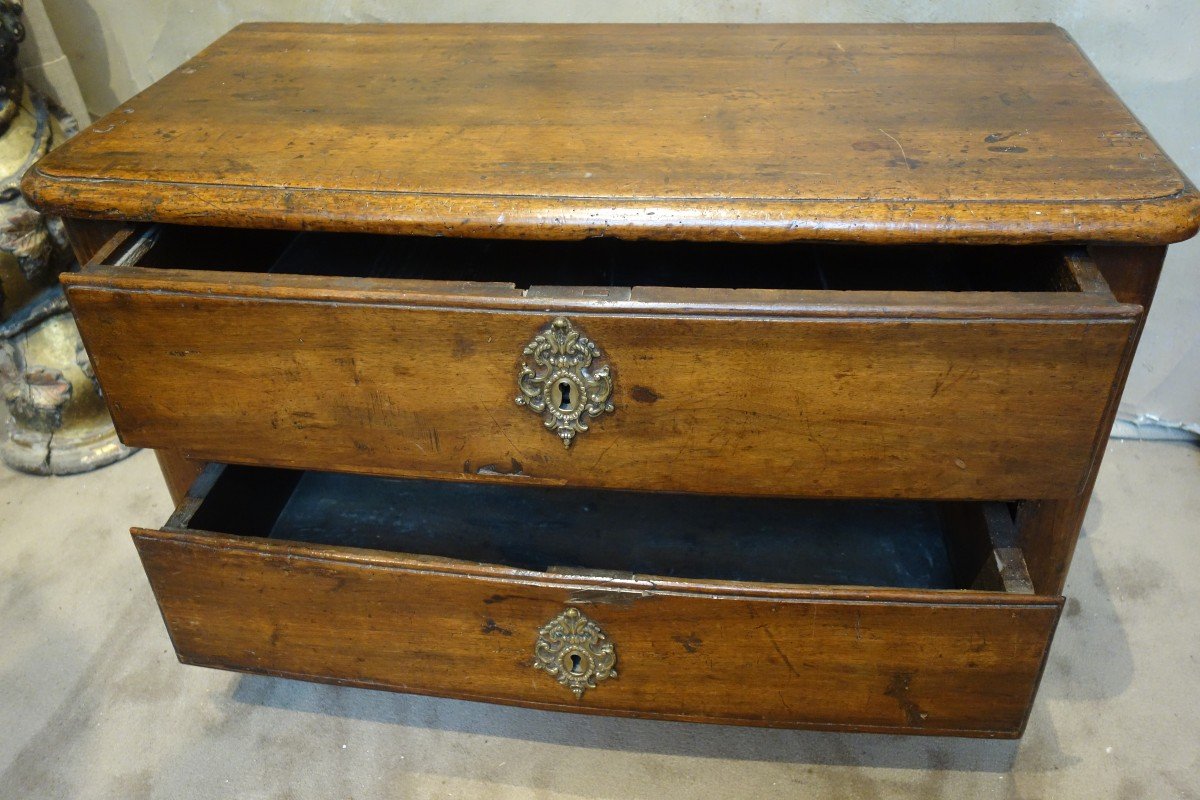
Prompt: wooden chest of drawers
<box><xmin>24</xmin><ymin>22</ymin><xmax>1199</xmax><ymax>738</ymax></box>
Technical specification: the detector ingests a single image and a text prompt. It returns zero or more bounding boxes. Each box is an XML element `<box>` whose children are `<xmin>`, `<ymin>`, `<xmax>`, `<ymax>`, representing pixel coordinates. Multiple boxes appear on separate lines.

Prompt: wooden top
<box><xmin>23</xmin><ymin>22</ymin><xmax>1200</xmax><ymax>244</ymax></box>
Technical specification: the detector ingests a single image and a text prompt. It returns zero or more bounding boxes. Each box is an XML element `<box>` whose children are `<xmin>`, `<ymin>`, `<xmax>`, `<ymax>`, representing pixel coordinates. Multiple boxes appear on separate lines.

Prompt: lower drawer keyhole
<box><xmin>558</xmin><ymin>381</ymin><xmax>573</xmax><ymax>410</ymax></box>
<box><xmin>570</xmin><ymin>653</ymin><xmax>584</xmax><ymax>674</ymax></box>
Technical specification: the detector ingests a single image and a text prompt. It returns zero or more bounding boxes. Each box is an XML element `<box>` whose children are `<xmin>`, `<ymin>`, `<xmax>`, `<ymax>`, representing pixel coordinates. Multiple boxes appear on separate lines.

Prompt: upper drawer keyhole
<box><xmin>515</xmin><ymin>317</ymin><xmax>614</xmax><ymax>449</ymax></box>
<box><xmin>550</xmin><ymin>377</ymin><xmax>581</xmax><ymax>413</ymax></box>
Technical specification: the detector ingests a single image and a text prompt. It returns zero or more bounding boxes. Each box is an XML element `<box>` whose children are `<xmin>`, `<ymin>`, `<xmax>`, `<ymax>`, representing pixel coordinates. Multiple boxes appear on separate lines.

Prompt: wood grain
<box><xmin>1017</xmin><ymin>245</ymin><xmax>1167</xmax><ymax>593</ymax></box>
<box><xmin>154</xmin><ymin>450</ymin><xmax>206</xmax><ymax>506</ymax></box>
<box><xmin>56</xmin><ymin>218</ymin><xmax>210</xmax><ymax>506</ymax></box>
<box><xmin>24</xmin><ymin>23</ymin><xmax>1200</xmax><ymax>244</ymax></box>
<box><xmin>38</xmin><ymin>23</ymin><xmax>1194</xmax><ymax>737</ymax></box>
<box><xmin>133</xmin><ymin>473</ymin><xmax>1062</xmax><ymax>737</ymax></box>
<box><xmin>65</xmin><ymin>268</ymin><xmax>1134</xmax><ymax>500</ymax></box>
<box><xmin>59</xmin><ymin>219</ymin><xmax>126</xmax><ymax>267</ymax></box>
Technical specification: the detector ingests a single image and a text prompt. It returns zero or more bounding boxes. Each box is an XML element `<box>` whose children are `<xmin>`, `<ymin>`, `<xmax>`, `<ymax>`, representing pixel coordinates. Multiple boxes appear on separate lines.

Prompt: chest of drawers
<box><xmin>24</xmin><ymin>22</ymin><xmax>1199</xmax><ymax>738</ymax></box>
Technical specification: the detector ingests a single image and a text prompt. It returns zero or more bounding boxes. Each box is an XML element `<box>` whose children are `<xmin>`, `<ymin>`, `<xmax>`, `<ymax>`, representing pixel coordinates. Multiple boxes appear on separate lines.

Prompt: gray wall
<box><xmin>32</xmin><ymin>0</ymin><xmax>1200</xmax><ymax>430</ymax></box>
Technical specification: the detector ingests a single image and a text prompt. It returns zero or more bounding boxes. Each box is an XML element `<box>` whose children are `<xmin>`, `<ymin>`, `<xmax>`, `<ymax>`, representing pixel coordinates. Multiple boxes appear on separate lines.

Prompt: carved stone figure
<box><xmin>0</xmin><ymin>0</ymin><xmax>134</xmax><ymax>473</ymax></box>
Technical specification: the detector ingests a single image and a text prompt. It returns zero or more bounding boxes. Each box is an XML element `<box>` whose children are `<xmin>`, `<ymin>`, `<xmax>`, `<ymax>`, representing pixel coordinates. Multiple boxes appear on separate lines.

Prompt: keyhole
<box><xmin>558</xmin><ymin>381</ymin><xmax>572</xmax><ymax>410</ymax></box>
<box><xmin>569</xmin><ymin>653</ymin><xmax>584</xmax><ymax>674</ymax></box>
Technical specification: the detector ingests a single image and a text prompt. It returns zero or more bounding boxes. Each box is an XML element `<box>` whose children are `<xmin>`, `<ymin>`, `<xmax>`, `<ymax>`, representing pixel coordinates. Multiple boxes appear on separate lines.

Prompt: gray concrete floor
<box><xmin>1</xmin><ymin>441</ymin><xmax>1198</xmax><ymax>799</ymax></box>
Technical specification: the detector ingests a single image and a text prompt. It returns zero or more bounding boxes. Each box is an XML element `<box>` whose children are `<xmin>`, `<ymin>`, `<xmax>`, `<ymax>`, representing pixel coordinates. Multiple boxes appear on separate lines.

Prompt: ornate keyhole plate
<box><xmin>533</xmin><ymin>607</ymin><xmax>617</xmax><ymax>698</ymax></box>
<box><xmin>515</xmin><ymin>317</ymin><xmax>614</xmax><ymax>448</ymax></box>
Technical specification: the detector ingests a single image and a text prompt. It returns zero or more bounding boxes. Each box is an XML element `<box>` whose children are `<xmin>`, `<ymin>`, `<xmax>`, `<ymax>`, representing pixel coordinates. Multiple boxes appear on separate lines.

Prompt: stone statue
<box><xmin>0</xmin><ymin>0</ymin><xmax>134</xmax><ymax>473</ymax></box>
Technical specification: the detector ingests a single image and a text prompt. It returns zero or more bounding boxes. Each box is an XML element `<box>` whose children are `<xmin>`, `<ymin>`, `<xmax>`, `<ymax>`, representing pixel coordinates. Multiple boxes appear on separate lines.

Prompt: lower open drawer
<box><xmin>135</xmin><ymin>464</ymin><xmax>1063</xmax><ymax>737</ymax></box>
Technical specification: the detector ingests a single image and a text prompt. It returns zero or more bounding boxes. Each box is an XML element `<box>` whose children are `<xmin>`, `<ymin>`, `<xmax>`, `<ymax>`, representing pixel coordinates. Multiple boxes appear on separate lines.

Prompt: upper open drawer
<box><xmin>64</xmin><ymin>224</ymin><xmax>1139</xmax><ymax>499</ymax></box>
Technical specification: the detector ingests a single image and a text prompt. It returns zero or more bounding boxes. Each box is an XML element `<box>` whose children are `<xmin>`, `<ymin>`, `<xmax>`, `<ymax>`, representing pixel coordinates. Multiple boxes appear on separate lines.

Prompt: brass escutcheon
<box><xmin>532</xmin><ymin>607</ymin><xmax>617</xmax><ymax>698</ymax></box>
<box><xmin>515</xmin><ymin>317</ymin><xmax>613</xmax><ymax>448</ymax></box>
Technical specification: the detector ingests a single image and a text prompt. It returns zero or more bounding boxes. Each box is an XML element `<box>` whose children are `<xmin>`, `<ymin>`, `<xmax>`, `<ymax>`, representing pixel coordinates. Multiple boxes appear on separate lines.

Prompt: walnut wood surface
<box><xmin>154</xmin><ymin>450</ymin><xmax>206</xmax><ymax>506</ymax></box>
<box><xmin>24</xmin><ymin>23</ymin><xmax>1200</xmax><ymax>244</ymax></box>
<box><xmin>60</xmin><ymin>219</ymin><xmax>125</xmax><ymax>267</ymax></box>
<box><xmin>38</xmin><ymin>22</ymin><xmax>1195</xmax><ymax>737</ymax></box>
<box><xmin>65</xmin><ymin>265</ymin><xmax>1134</xmax><ymax>500</ymax></box>
<box><xmin>132</xmin><ymin>466</ymin><xmax>1062</xmax><ymax>737</ymax></box>
<box><xmin>57</xmin><ymin>218</ymin><xmax>209</xmax><ymax>504</ymax></box>
<box><xmin>1017</xmin><ymin>245</ymin><xmax>1167</xmax><ymax>594</ymax></box>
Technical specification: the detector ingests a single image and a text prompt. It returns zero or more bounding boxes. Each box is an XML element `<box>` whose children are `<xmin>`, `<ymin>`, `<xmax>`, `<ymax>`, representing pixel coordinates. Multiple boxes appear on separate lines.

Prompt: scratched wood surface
<box><xmin>64</xmin><ymin>262</ymin><xmax>1135</xmax><ymax>500</ymax></box>
<box><xmin>1017</xmin><ymin>245</ymin><xmax>1169</xmax><ymax>594</ymax></box>
<box><xmin>23</xmin><ymin>23</ymin><xmax>1200</xmax><ymax>244</ymax></box>
<box><xmin>36</xmin><ymin>25</ymin><xmax>1196</xmax><ymax>736</ymax></box>
<box><xmin>131</xmin><ymin>464</ymin><xmax>1062</xmax><ymax>737</ymax></box>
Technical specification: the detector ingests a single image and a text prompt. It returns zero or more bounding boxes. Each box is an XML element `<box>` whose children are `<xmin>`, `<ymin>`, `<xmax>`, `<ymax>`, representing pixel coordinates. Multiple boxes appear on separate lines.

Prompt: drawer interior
<box><xmin>175</xmin><ymin>464</ymin><xmax>1033</xmax><ymax>595</ymax></box>
<box><xmin>104</xmin><ymin>223</ymin><xmax>1092</xmax><ymax>293</ymax></box>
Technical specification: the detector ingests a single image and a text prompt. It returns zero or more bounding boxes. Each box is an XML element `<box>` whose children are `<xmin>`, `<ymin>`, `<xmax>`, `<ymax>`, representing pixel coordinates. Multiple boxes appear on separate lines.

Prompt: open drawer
<box><xmin>66</xmin><ymin>224</ymin><xmax>1138</xmax><ymax>499</ymax></box>
<box><xmin>136</xmin><ymin>462</ymin><xmax>1062</xmax><ymax>738</ymax></box>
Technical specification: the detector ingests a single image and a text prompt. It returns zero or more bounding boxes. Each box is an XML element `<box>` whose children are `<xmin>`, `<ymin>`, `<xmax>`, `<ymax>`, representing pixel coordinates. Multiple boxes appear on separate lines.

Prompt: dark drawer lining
<box><xmin>179</xmin><ymin>464</ymin><xmax>1025</xmax><ymax>593</ymax></box>
<box><xmin>115</xmin><ymin>223</ymin><xmax>1084</xmax><ymax>293</ymax></box>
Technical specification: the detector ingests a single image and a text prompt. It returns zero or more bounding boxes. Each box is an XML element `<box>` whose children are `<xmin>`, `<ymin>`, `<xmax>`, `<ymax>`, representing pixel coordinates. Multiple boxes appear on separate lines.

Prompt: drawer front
<box><xmin>133</xmin><ymin>527</ymin><xmax>1060</xmax><ymax>737</ymax></box>
<box><xmin>69</xmin><ymin>273</ymin><xmax>1134</xmax><ymax>499</ymax></box>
